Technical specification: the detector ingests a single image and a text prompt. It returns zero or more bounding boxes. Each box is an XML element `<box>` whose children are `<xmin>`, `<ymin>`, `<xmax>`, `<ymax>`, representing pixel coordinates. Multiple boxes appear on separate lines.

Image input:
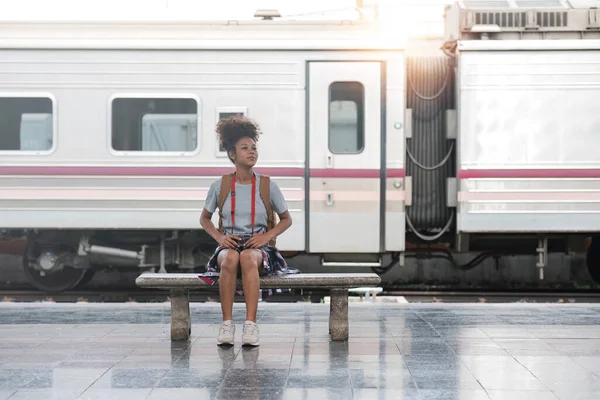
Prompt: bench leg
<box><xmin>329</xmin><ymin>299</ymin><xmax>333</xmax><ymax>335</ymax></box>
<box><xmin>329</xmin><ymin>288</ymin><xmax>348</xmax><ymax>341</ymax></box>
<box><xmin>170</xmin><ymin>290</ymin><xmax>191</xmax><ymax>341</ymax></box>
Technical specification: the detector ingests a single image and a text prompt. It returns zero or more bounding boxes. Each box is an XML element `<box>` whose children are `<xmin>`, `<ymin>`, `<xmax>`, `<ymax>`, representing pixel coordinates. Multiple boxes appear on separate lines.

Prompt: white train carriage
<box><xmin>0</xmin><ymin>17</ymin><xmax>409</xmax><ymax>291</ymax></box>
<box><xmin>444</xmin><ymin>1</ymin><xmax>600</xmax><ymax>280</ymax></box>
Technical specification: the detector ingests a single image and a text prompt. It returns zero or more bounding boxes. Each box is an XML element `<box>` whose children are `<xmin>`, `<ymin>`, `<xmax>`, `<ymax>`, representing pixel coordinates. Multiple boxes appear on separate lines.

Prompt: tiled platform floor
<box><xmin>1</xmin><ymin>302</ymin><xmax>600</xmax><ymax>399</ymax></box>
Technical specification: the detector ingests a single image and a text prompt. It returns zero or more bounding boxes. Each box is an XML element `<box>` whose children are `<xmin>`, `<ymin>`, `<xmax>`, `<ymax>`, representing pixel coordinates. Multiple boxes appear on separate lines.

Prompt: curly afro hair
<box><xmin>216</xmin><ymin>115</ymin><xmax>261</xmax><ymax>164</ymax></box>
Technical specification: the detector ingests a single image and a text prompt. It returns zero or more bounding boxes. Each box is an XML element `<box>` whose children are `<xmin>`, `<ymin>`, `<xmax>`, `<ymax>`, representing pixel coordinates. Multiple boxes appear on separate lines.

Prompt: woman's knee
<box><xmin>218</xmin><ymin>250</ymin><xmax>239</xmax><ymax>274</ymax></box>
<box><xmin>239</xmin><ymin>249</ymin><xmax>261</xmax><ymax>273</ymax></box>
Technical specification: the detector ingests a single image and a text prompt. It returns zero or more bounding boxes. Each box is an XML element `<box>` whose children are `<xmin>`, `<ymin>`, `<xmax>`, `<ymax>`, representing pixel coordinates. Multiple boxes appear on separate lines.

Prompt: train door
<box><xmin>307</xmin><ymin>61</ymin><xmax>382</xmax><ymax>254</ymax></box>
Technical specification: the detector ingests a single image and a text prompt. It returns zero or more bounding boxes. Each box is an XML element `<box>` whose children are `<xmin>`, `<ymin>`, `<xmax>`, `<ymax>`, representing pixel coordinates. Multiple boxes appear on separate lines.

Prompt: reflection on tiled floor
<box><xmin>1</xmin><ymin>302</ymin><xmax>600</xmax><ymax>399</ymax></box>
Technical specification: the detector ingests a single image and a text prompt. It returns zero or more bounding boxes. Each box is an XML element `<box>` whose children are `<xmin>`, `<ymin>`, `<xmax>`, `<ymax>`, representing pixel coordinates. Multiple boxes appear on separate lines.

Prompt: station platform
<box><xmin>1</xmin><ymin>301</ymin><xmax>600</xmax><ymax>400</ymax></box>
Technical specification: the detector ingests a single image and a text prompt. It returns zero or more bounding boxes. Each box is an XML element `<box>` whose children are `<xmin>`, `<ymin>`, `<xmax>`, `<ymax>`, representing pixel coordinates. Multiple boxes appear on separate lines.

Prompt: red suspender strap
<box><xmin>230</xmin><ymin>173</ymin><xmax>256</xmax><ymax>234</ymax></box>
<box><xmin>230</xmin><ymin>174</ymin><xmax>236</xmax><ymax>230</ymax></box>
<box><xmin>251</xmin><ymin>175</ymin><xmax>256</xmax><ymax>234</ymax></box>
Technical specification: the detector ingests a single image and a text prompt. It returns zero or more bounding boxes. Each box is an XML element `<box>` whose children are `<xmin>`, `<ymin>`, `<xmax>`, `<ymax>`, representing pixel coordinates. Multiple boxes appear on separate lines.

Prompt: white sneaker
<box><xmin>217</xmin><ymin>320</ymin><xmax>235</xmax><ymax>346</ymax></box>
<box><xmin>242</xmin><ymin>320</ymin><xmax>260</xmax><ymax>347</ymax></box>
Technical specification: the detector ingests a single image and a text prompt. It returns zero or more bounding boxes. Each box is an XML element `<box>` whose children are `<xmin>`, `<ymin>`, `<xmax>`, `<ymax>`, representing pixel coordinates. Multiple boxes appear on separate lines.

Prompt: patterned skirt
<box><xmin>205</xmin><ymin>243</ymin><xmax>299</xmax><ymax>276</ymax></box>
<box><xmin>202</xmin><ymin>239</ymin><xmax>300</xmax><ymax>299</ymax></box>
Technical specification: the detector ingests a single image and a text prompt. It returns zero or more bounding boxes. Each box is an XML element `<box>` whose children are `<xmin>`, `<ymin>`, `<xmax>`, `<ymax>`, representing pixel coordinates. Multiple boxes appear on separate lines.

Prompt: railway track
<box><xmin>385</xmin><ymin>291</ymin><xmax>600</xmax><ymax>303</ymax></box>
<box><xmin>1</xmin><ymin>289</ymin><xmax>600</xmax><ymax>303</ymax></box>
<box><xmin>0</xmin><ymin>289</ymin><xmax>212</xmax><ymax>303</ymax></box>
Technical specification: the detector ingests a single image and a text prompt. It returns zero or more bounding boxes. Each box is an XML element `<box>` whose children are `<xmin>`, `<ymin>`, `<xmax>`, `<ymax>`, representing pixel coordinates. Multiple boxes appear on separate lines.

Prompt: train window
<box><xmin>0</xmin><ymin>96</ymin><xmax>54</xmax><ymax>152</ymax></box>
<box><xmin>328</xmin><ymin>81</ymin><xmax>365</xmax><ymax>154</ymax></box>
<box><xmin>215</xmin><ymin>107</ymin><xmax>247</xmax><ymax>156</ymax></box>
<box><xmin>111</xmin><ymin>97</ymin><xmax>199</xmax><ymax>153</ymax></box>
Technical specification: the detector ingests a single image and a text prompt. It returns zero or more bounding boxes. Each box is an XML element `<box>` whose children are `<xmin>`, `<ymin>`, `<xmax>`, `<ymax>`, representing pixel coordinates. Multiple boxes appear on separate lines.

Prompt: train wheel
<box><xmin>73</xmin><ymin>269</ymin><xmax>96</xmax><ymax>289</ymax></box>
<box><xmin>22</xmin><ymin>244</ymin><xmax>87</xmax><ymax>293</ymax></box>
<box><xmin>586</xmin><ymin>237</ymin><xmax>600</xmax><ymax>285</ymax></box>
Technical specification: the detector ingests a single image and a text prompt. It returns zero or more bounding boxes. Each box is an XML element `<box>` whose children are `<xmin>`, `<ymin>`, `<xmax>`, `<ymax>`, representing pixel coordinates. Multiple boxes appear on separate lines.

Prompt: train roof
<box><xmin>0</xmin><ymin>18</ymin><xmax>406</xmax><ymax>51</ymax></box>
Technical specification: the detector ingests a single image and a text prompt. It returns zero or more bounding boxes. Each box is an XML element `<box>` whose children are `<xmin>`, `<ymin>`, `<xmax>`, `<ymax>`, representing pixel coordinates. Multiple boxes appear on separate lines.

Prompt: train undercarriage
<box><xmin>15</xmin><ymin>229</ymin><xmax>210</xmax><ymax>292</ymax></box>
<box><xmin>2</xmin><ymin>228</ymin><xmax>599</xmax><ymax>292</ymax></box>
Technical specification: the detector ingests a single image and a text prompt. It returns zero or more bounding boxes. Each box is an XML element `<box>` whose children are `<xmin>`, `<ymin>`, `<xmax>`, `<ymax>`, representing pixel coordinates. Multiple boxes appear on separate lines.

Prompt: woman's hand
<box><xmin>217</xmin><ymin>234</ymin><xmax>240</xmax><ymax>249</ymax></box>
<box><xmin>244</xmin><ymin>232</ymin><xmax>274</xmax><ymax>249</ymax></box>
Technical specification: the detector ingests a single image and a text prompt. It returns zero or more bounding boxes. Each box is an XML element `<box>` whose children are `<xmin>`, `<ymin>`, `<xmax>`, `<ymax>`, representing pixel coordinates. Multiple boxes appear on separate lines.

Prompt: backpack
<box><xmin>217</xmin><ymin>173</ymin><xmax>277</xmax><ymax>247</ymax></box>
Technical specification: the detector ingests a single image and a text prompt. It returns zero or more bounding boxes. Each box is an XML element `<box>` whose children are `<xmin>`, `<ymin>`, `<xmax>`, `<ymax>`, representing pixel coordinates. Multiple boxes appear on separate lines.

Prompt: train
<box><xmin>1</xmin><ymin>1</ymin><xmax>600</xmax><ymax>292</ymax></box>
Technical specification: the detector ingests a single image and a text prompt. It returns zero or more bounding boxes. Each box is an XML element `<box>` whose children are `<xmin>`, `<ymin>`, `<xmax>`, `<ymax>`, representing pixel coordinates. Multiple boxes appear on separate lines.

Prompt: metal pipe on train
<box><xmin>83</xmin><ymin>245</ymin><xmax>142</xmax><ymax>262</ymax></box>
<box><xmin>1</xmin><ymin>2</ymin><xmax>600</xmax><ymax>292</ymax></box>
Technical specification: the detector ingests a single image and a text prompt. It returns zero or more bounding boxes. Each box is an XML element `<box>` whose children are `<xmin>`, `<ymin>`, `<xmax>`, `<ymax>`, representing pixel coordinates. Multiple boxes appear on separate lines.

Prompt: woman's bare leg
<box><xmin>239</xmin><ymin>249</ymin><xmax>263</xmax><ymax>322</ymax></box>
<box><xmin>217</xmin><ymin>250</ymin><xmax>240</xmax><ymax>321</ymax></box>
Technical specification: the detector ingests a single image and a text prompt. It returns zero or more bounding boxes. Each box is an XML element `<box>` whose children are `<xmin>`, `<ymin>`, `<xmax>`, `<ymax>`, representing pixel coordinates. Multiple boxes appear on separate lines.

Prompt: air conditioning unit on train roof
<box><xmin>444</xmin><ymin>0</ymin><xmax>600</xmax><ymax>41</ymax></box>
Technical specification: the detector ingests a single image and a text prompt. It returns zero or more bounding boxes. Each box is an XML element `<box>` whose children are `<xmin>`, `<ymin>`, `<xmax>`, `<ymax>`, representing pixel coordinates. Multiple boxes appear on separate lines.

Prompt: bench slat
<box><xmin>135</xmin><ymin>272</ymin><xmax>381</xmax><ymax>290</ymax></box>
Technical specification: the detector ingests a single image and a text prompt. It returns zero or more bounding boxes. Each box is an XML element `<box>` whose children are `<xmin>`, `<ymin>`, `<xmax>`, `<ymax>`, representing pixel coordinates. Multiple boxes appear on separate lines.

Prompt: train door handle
<box><xmin>326</xmin><ymin>193</ymin><xmax>333</xmax><ymax>206</ymax></box>
<box><xmin>326</xmin><ymin>154</ymin><xmax>333</xmax><ymax>168</ymax></box>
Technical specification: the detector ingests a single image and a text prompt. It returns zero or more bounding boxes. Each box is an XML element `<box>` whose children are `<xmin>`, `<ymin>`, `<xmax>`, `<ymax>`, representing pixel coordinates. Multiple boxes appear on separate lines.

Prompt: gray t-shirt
<box><xmin>204</xmin><ymin>173</ymin><xmax>288</xmax><ymax>236</ymax></box>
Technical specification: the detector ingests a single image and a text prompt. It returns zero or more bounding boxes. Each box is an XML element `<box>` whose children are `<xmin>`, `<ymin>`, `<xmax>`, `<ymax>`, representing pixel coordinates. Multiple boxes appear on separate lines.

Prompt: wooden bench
<box><xmin>135</xmin><ymin>272</ymin><xmax>381</xmax><ymax>342</ymax></box>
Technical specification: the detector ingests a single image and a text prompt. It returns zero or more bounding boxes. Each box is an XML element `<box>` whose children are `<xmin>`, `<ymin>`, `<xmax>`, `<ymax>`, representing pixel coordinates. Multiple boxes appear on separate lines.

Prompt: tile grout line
<box><xmin>76</xmin><ymin>341</ymin><xmax>139</xmax><ymax>399</ymax></box>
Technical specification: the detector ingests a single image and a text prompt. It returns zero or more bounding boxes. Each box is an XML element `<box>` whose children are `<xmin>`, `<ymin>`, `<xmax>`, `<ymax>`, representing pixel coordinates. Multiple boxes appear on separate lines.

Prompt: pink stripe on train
<box><xmin>0</xmin><ymin>188</ymin><xmax>210</xmax><ymax>201</ymax></box>
<box><xmin>0</xmin><ymin>166</ymin><xmax>405</xmax><ymax>179</ymax></box>
<box><xmin>458</xmin><ymin>169</ymin><xmax>600</xmax><ymax>179</ymax></box>
<box><xmin>0</xmin><ymin>166</ymin><xmax>303</xmax><ymax>177</ymax></box>
<box><xmin>0</xmin><ymin>188</ymin><xmax>305</xmax><ymax>201</ymax></box>
<box><xmin>459</xmin><ymin>191</ymin><xmax>600</xmax><ymax>202</ymax></box>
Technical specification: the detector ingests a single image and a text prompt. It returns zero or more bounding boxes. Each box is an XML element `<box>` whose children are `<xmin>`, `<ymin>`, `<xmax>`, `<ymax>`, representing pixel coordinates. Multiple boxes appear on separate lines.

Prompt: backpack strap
<box><xmin>259</xmin><ymin>174</ymin><xmax>277</xmax><ymax>247</ymax></box>
<box><xmin>217</xmin><ymin>173</ymin><xmax>233</xmax><ymax>234</ymax></box>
